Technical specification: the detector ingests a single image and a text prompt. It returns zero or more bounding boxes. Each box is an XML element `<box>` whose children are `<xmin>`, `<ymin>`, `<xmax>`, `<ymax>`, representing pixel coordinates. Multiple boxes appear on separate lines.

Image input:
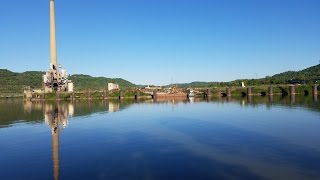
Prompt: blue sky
<box><xmin>0</xmin><ymin>0</ymin><xmax>319</xmax><ymax>85</ymax></box>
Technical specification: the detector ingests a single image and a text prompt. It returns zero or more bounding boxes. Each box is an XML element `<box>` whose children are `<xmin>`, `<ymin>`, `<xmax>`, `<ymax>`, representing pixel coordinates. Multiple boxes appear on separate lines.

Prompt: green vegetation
<box><xmin>45</xmin><ymin>92</ymin><xmax>72</xmax><ymax>100</ymax></box>
<box><xmin>69</xmin><ymin>74</ymin><xmax>136</xmax><ymax>91</ymax></box>
<box><xmin>175</xmin><ymin>64</ymin><xmax>320</xmax><ymax>88</ymax></box>
<box><xmin>0</xmin><ymin>64</ymin><xmax>319</xmax><ymax>95</ymax></box>
<box><xmin>0</xmin><ymin>69</ymin><xmax>137</xmax><ymax>95</ymax></box>
<box><xmin>0</xmin><ymin>70</ymin><xmax>43</xmax><ymax>95</ymax></box>
<box><xmin>234</xmin><ymin>64</ymin><xmax>320</xmax><ymax>86</ymax></box>
<box><xmin>271</xmin><ymin>65</ymin><xmax>320</xmax><ymax>83</ymax></box>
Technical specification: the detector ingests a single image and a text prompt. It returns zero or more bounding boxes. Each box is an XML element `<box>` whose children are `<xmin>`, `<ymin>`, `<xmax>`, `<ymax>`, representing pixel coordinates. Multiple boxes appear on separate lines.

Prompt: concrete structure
<box><xmin>86</xmin><ymin>91</ymin><xmax>91</xmax><ymax>99</ymax></box>
<box><xmin>207</xmin><ymin>89</ymin><xmax>211</xmax><ymax>96</ymax></box>
<box><xmin>43</xmin><ymin>0</ymin><xmax>73</xmax><ymax>93</ymax></box>
<box><xmin>289</xmin><ymin>85</ymin><xmax>296</xmax><ymax>95</ymax></box>
<box><xmin>313</xmin><ymin>85</ymin><xmax>318</xmax><ymax>96</ymax></box>
<box><xmin>152</xmin><ymin>90</ymin><xmax>157</xmax><ymax>99</ymax></box>
<box><xmin>119</xmin><ymin>91</ymin><xmax>124</xmax><ymax>99</ymax></box>
<box><xmin>50</xmin><ymin>0</ymin><xmax>57</xmax><ymax>69</ymax></box>
<box><xmin>135</xmin><ymin>91</ymin><xmax>140</xmax><ymax>100</ymax></box>
<box><xmin>268</xmin><ymin>86</ymin><xmax>273</xmax><ymax>96</ymax></box>
<box><xmin>206</xmin><ymin>89</ymin><xmax>211</xmax><ymax>98</ymax></box>
<box><xmin>103</xmin><ymin>90</ymin><xmax>108</xmax><ymax>99</ymax></box>
<box><xmin>226</xmin><ymin>88</ymin><xmax>231</xmax><ymax>97</ymax></box>
<box><xmin>247</xmin><ymin>87</ymin><xmax>252</xmax><ymax>96</ymax></box>
<box><xmin>108</xmin><ymin>83</ymin><xmax>119</xmax><ymax>91</ymax></box>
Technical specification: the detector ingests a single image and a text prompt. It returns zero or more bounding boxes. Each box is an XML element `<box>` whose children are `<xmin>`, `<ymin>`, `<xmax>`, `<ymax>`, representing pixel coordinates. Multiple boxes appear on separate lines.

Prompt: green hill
<box><xmin>0</xmin><ymin>69</ymin><xmax>137</xmax><ymax>95</ymax></box>
<box><xmin>69</xmin><ymin>74</ymin><xmax>136</xmax><ymax>91</ymax></box>
<box><xmin>1</xmin><ymin>64</ymin><xmax>319</xmax><ymax>95</ymax></box>
<box><xmin>271</xmin><ymin>64</ymin><xmax>320</xmax><ymax>83</ymax></box>
<box><xmin>245</xmin><ymin>64</ymin><xmax>320</xmax><ymax>85</ymax></box>
<box><xmin>0</xmin><ymin>70</ymin><xmax>44</xmax><ymax>94</ymax></box>
<box><xmin>175</xmin><ymin>64</ymin><xmax>320</xmax><ymax>87</ymax></box>
<box><xmin>171</xmin><ymin>81</ymin><xmax>221</xmax><ymax>88</ymax></box>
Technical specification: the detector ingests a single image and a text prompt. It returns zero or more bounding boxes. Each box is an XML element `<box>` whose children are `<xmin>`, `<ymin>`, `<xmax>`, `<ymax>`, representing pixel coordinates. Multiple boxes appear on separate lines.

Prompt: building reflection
<box><xmin>24</xmin><ymin>100</ymin><xmax>44</xmax><ymax>114</ymax></box>
<box><xmin>44</xmin><ymin>103</ymin><xmax>73</xmax><ymax>180</ymax></box>
<box><xmin>108</xmin><ymin>101</ymin><xmax>120</xmax><ymax>112</ymax></box>
<box><xmin>152</xmin><ymin>97</ymin><xmax>191</xmax><ymax>104</ymax></box>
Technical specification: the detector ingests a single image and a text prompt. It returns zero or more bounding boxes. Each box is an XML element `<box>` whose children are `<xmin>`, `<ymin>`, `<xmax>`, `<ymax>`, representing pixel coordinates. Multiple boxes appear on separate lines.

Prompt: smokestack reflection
<box><xmin>44</xmin><ymin>103</ymin><xmax>73</xmax><ymax>180</ymax></box>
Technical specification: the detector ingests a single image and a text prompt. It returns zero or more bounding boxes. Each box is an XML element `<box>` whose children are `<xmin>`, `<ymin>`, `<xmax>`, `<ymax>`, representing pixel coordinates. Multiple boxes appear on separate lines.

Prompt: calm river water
<box><xmin>0</xmin><ymin>96</ymin><xmax>319</xmax><ymax>180</ymax></box>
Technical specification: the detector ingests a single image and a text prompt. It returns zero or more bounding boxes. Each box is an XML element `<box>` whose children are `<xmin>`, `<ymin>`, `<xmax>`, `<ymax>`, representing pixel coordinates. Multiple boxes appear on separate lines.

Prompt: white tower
<box><xmin>44</xmin><ymin>0</ymin><xmax>73</xmax><ymax>93</ymax></box>
<box><xmin>50</xmin><ymin>0</ymin><xmax>57</xmax><ymax>70</ymax></box>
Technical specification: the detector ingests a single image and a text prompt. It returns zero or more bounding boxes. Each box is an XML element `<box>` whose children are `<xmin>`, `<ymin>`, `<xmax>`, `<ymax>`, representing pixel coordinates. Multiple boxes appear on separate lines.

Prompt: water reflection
<box><xmin>290</xmin><ymin>94</ymin><xmax>296</xmax><ymax>104</ymax></box>
<box><xmin>247</xmin><ymin>95</ymin><xmax>252</xmax><ymax>103</ymax></box>
<box><xmin>24</xmin><ymin>100</ymin><xmax>43</xmax><ymax>114</ymax></box>
<box><xmin>188</xmin><ymin>97</ymin><xmax>194</xmax><ymax>103</ymax></box>
<box><xmin>0</xmin><ymin>96</ymin><xmax>319</xmax><ymax>128</ymax></box>
<box><xmin>44</xmin><ymin>103</ymin><xmax>73</xmax><ymax>180</ymax></box>
<box><xmin>44</xmin><ymin>103</ymin><xmax>73</xmax><ymax>131</ymax></box>
<box><xmin>108</xmin><ymin>101</ymin><xmax>120</xmax><ymax>113</ymax></box>
<box><xmin>268</xmin><ymin>95</ymin><xmax>274</xmax><ymax>103</ymax></box>
<box><xmin>0</xmin><ymin>96</ymin><xmax>319</xmax><ymax>179</ymax></box>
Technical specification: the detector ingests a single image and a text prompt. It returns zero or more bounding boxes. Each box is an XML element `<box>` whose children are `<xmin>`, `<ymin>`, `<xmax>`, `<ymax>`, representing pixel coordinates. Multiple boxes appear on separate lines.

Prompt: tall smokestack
<box><xmin>50</xmin><ymin>0</ymin><xmax>57</xmax><ymax>70</ymax></box>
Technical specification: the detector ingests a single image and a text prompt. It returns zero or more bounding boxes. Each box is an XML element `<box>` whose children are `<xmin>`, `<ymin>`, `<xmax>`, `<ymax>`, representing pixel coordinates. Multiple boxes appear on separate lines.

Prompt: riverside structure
<box><xmin>22</xmin><ymin>84</ymin><xmax>318</xmax><ymax>102</ymax></box>
<box><xmin>43</xmin><ymin>0</ymin><xmax>73</xmax><ymax>93</ymax></box>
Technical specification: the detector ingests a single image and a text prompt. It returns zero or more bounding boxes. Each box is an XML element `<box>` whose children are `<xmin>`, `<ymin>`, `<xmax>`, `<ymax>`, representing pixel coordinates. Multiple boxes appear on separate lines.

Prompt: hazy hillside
<box><xmin>0</xmin><ymin>69</ymin><xmax>136</xmax><ymax>94</ymax></box>
<box><xmin>175</xmin><ymin>64</ymin><xmax>320</xmax><ymax>87</ymax></box>
<box><xmin>69</xmin><ymin>74</ymin><xmax>136</xmax><ymax>91</ymax></box>
<box><xmin>272</xmin><ymin>64</ymin><xmax>320</xmax><ymax>82</ymax></box>
<box><xmin>0</xmin><ymin>70</ymin><xmax>44</xmax><ymax>94</ymax></box>
<box><xmin>171</xmin><ymin>81</ymin><xmax>220</xmax><ymax>88</ymax></box>
<box><xmin>0</xmin><ymin>64</ymin><xmax>319</xmax><ymax>94</ymax></box>
<box><xmin>233</xmin><ymin>64</ymin><xmax>320</xmax><ymax>86</ymax></box>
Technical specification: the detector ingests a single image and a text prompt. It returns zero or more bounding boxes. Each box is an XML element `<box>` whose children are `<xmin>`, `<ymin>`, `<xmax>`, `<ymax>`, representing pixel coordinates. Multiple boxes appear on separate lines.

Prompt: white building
<box><xmin>108</xmin><ymin>83</ymin><xmax>119</xmax><ymax>91</ymax></box>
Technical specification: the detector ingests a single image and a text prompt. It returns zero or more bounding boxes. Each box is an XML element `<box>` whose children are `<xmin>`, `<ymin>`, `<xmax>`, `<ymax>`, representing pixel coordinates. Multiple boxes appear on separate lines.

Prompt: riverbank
<box><xmin>1</xmin><ymin>84</ymin><xmax>318</xmax><ymax>101</ymax></box>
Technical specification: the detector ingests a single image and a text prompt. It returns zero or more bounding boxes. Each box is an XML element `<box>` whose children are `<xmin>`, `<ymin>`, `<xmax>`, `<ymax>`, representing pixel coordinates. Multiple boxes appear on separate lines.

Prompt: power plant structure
<box><xmin>43</xmin><ymin>0</ymin><xmax>73</xmax><ymax>93</ymax></box>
